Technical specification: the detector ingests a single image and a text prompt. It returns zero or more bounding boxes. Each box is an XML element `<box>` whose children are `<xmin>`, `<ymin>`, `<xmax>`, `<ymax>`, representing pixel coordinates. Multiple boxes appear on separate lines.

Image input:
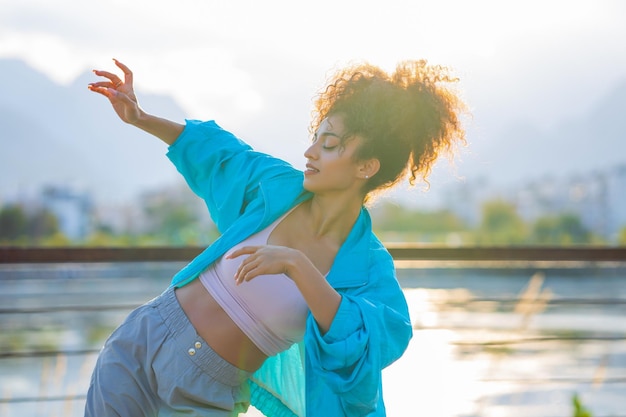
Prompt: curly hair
<box><xmin>311</xmin><ymin>60</ymin><xmax>467</xmax><ymax>201</ymax></box>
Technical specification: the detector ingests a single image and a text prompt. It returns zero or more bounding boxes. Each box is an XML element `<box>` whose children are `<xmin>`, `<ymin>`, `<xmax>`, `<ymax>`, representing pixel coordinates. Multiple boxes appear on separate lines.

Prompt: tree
<box><xmin>143</xmin><ymin>198</ymin><xmax>202</xmax><ymax>244</ymax></box>
<box><xmin>27</xmin><ymin>208</ymin><xmax>59</xmax><ymax>240</ymax></box>
<box><xmin>531</xmin><ymin>213</ymin><xmax>591</xmax><ymax>245</ymax></box>
<box><xmin>477</xmin><ymin>199</ymin><xmax>527</xmax><ymax>245</ymax></box>
<box><xmin>371</xmin><ymin>202</ymin><xmax>467</xmax><ymax>243</ymax></box>
<box><xmin>0</xmin><ymin>204</ymin><xmax>63</xmax><ymax>244</ymax></box>
<box><xmin>0</xmin><ymin>204</ymin><xmax>28</xmax><ymax>241</ymax></box>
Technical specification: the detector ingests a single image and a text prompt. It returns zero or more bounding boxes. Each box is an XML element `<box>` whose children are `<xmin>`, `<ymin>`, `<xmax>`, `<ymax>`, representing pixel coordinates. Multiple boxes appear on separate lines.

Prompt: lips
<box><xmin>305</xmin><ymin>163</ymin><xmax>319</xmax><ymax>174</ymax></box>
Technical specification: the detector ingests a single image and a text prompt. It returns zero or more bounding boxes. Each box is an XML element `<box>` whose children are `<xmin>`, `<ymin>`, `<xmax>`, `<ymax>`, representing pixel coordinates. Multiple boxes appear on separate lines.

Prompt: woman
<box><xmin>86</xmin><ymin>58</ymin><xmax>465</xmax><ymax>416</ymax></box>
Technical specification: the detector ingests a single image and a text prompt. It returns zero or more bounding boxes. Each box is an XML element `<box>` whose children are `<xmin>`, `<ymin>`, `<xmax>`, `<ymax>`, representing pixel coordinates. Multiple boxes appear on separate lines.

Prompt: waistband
<box><xmin>153</xmin><ymin>286</ymin><xmax>252</xmax><ymax>387</ymax></box>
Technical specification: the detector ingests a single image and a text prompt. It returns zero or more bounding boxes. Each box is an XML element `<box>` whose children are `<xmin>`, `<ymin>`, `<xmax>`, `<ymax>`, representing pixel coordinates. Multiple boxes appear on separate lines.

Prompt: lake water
<box><xmin>1</xmin><ymin>262</ymin><xmax>625</xmax><ymax>417</ymax></box>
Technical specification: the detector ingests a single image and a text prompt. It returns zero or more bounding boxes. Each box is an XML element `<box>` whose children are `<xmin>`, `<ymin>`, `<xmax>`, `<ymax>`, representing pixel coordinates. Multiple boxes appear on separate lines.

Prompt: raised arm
<box><xmin>88</xmin><ymin>59</ymin><xmax>184</xmax><ymax>145</ymax></box>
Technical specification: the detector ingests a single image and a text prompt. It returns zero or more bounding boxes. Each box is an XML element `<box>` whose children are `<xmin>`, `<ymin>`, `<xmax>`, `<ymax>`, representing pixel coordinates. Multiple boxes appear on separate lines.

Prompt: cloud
<box><xmin>1</xmin><ymin>0</ymin><xmax>625</xmax><ymax>206</ymax></box>
<box><xmin>1</xmin><ymin>0</ymin><xmax>625</xmax><ymax>145</ymax></box>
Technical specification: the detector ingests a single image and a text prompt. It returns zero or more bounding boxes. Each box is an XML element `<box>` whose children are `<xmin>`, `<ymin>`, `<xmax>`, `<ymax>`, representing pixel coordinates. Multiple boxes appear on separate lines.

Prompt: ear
<box><xmin>358</xmin><ymin>158</ymin><xmax>380</xmax><ymax>180</ymax></box>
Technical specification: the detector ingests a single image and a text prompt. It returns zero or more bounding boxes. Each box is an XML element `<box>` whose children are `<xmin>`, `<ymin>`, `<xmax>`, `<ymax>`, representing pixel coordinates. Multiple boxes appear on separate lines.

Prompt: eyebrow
<box><xmin>322</xmin><ymin>132</ymin><xmax>341</xmax><ymax>138</ymax></box>
<box><xmin>314</xmin><ymin>131</ymin><xmax>342</xmax><ymax>140</ymax></box>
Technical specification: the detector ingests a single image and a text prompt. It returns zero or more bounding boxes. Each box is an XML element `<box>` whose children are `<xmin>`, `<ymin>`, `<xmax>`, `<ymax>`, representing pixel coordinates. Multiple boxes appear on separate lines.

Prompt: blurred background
<box><xmin>1</xmin><ymin>0</ymin><xmax>625</xmax><ymax>416</ymax></box>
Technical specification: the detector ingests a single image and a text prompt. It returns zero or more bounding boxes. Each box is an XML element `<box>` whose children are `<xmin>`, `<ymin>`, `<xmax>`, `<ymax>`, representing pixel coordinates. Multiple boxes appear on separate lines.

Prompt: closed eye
<box><xmin>321</xmin><ymin>134</ymin><xmax>340</xmax><ymax>150</ymax></box>
<box><xmin>313</xmin><ymin>130</ymin><xmax>342</xmax><ymax>150</ymax></box>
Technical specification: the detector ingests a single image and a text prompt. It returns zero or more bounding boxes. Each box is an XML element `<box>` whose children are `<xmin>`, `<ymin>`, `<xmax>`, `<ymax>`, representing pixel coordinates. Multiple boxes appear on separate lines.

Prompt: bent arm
<box><xmin>306</xmin><ymin>252</ymin><xmax>413</xmax><ymax>413</ymax></box>
<box><xmin>229</xmin><ymin>245</ymin><xmax>342</xmax><ymax>333</ymax></box>
<box><xmin>88</xmin><ymin>59</ymin><xmax>184</xmax><ymax>145</ymax></box>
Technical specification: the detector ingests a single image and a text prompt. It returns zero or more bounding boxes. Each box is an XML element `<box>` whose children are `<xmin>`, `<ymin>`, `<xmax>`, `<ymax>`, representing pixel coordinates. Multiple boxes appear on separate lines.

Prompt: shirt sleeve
<box><xmin>305</xmin><ymin>250</ymin><xmax>413</xmax><ymax>414</ymax></box>
<box><xmin>166</xmin><ymin>119</ymin><xmax>299</xmax><ymax>232</ymax></box>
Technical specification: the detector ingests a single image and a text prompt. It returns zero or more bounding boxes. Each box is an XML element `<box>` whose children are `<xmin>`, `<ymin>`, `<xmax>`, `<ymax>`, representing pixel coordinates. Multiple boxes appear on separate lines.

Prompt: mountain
<box><xmin>0</xmin><ymin>58</ymin><xmax>186</xmax><ymax>204</ymax></box>
<box><xmin>1</xmin><ymin>58</ymin><xmax>625</xmax><ymax>206</ymax></box>
<box><xmin>458</xmin><ymin>79</ymin><xmax>626</xmax><ymax>186</ymax></box>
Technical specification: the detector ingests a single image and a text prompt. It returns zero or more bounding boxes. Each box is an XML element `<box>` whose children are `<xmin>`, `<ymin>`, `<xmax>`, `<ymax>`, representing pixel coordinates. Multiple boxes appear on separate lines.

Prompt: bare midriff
<box><xmin>174</xmin><ymin>279</ymin><xmax>268</xmax><ymax>372</ymax></box>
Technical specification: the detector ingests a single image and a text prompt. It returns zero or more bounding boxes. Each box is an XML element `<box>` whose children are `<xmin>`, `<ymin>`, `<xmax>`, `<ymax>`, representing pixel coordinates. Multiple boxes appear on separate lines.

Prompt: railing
<box><xmin>2</xmin><ymin>245</ymin><xmax>626</xmax><ymax>263</ymax></box>
<box><xmin>1</xmin><ymin>246</ymin><xmax>625</xmax><ymax>417</ymax></box>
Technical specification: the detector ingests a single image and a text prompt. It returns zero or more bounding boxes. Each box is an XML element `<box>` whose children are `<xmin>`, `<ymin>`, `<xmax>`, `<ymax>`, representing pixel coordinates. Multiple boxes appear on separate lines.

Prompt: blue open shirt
<box><xmin>166</xmin><ymin>120</ymin><xmax>413</xmax><ymax>416</ymax></box>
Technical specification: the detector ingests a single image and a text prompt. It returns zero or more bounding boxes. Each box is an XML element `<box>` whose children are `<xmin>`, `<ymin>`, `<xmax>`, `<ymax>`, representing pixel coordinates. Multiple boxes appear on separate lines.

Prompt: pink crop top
<box><xmin>199</xmin><ymin>211</ymin><xmax>309</xmax><ymax>356</ymax></box>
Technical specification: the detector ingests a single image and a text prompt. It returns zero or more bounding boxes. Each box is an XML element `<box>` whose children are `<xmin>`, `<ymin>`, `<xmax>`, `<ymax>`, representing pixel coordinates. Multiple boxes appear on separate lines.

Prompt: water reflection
<box><xmin>384</xmin><ymin>284</ymin><xmax>626</xmax><ymax>417</ymax></box>
<box><xmin>0</xmin><ymin>263</ymin><xmax>625</xmax><ymax>417</ymax></box>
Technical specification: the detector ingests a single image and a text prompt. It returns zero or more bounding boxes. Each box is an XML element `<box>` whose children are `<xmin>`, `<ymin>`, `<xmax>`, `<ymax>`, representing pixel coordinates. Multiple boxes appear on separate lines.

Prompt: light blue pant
<box><xmin>84</xmin><ymin>286</ymin><xmax>252</xmax><ymax>416</ymax></box>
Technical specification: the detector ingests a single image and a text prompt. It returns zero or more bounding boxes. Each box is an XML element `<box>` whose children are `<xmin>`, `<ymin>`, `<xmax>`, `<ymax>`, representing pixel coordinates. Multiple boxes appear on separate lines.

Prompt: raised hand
<box><xmin>87</xmin><ymin>59</ymin><xmax>184</xmax><ymax>144</ymax></box>
<box><xmin>88</xmin><ymin>59</ymin><xmax>142</xmax><ymax>125</ymax></box>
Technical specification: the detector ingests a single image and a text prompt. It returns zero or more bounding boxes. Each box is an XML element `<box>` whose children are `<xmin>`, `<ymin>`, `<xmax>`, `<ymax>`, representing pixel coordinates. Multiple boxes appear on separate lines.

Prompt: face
<box><xmin>303</xmin><ymin>114</ymin><xmax>365</xmax><ymax>195</ymax></box>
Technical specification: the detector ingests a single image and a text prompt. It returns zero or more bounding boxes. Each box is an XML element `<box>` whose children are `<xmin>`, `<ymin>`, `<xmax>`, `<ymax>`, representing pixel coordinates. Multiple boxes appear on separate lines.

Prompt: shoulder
<box><xmin>168</xmin><ymin>119</ymin><xmax>253</xmax><ymax>155</ymax></box>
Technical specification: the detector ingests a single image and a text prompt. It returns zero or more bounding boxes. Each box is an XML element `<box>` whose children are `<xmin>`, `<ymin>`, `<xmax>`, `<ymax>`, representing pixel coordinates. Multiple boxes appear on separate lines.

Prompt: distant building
<box><xmin>506</xmin><ymin>172</ymin><xmax>614</xmax><ymax>239</ymax></box>
<box><xmin>440</xmin><ymin>164</ymin><xmax>626</xmax><ymax>242</ymax></box>
<box><xmin>41</xmin><ymin>185</ymin><xmax>93</xmax><ymax>241</ymax></box>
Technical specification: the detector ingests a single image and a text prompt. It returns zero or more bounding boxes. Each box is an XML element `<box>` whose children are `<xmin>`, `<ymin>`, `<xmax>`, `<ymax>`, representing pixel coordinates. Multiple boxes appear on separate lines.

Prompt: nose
<box><xmin>304</xmin><ymin>142</ymin><xmax>318</xmax><ymax>160</ymax></box>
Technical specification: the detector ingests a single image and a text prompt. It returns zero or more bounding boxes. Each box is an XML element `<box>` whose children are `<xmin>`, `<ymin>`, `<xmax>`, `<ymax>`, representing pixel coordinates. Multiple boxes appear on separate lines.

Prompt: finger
<box><xmin>88</xmin><ymin>81</ymin><xmax>116</xmax><ymax>89</ymax></box>
<box><xmin>93</xmin><ymin>70</ymin><xmax>124</xmax><ymax>88</ymax></box>
<box><xmin>87</xmin><ymin>84</ymin><xmax>111</xmax><ymax>96</ymax></box>
<box><xmin>93</xmin><ymin>70</ymin><xmax>121</xmax><ymax>82</ymax></box>
<box><xmin>88</xmin><ymin>85</ymin><xmax>119</xmax><ymax>99</ymax></box>
<box><xmin>113</xmin><ymin>59</ymin><xmax>133</xmax><ymax>85</ymax></box>
<box><xmin>235</xmin><ymin>257</ymin><xmax>262</xmax><ymax>285</ymax></box>
<box><xmin>87</xmin><ymin>86</ymin><xmax>108</xmax><ymax>97</ymax></box>
<box><xmin>226</xmin><ymin>246</ymin><xmax>261</xmax><ymax>259</ymax></box>
<box><xmin>234</xmin><ymin>254</ymin><xmax>255</xmax><ymax>279</ymax></box>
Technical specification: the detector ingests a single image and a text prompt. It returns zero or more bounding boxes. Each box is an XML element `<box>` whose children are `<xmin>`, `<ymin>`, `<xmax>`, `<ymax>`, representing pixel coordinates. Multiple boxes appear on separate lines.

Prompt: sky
<box><xmin>1</xmin><ymin>2</ymin><xmax>625</xmax><ymax>413</ymax></box>
<box><xmin>1</xmin><ymin>0</ymin><xmax>626</xmax><ymax>198</ymax></box>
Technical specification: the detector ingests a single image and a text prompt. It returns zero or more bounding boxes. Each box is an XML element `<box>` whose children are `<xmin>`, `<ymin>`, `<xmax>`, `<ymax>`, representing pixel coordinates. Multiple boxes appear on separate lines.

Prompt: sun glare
<box><xmin>384</xmin><ymin>288</ymin><xmax>492</xmax><ymax>416</ymax></box>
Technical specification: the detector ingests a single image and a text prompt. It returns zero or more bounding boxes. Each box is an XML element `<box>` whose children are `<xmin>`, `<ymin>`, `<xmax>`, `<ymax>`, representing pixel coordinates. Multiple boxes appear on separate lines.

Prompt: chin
<box><xmin>302</xmin><ymin>178</ymin><xmax>322</xmax><ymax>194</ymax></box>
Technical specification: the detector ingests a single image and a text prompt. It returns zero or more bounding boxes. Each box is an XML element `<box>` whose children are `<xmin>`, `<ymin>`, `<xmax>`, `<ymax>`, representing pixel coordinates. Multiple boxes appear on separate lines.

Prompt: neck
<box><xmin>305</xmin><ymin>192</ymin><xmax>363</xmax><ymax>242</ymax></box>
